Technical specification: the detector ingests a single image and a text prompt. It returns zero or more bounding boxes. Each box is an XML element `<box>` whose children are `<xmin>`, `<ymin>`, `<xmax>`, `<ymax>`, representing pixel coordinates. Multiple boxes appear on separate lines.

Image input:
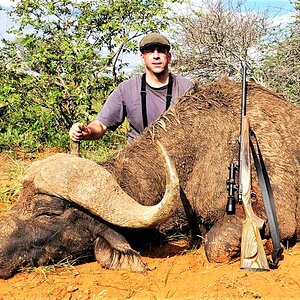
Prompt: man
<box><xmin>69</xmin><ymin>33</ymin><xmax>193</xmax><ymax>143</ymax></box>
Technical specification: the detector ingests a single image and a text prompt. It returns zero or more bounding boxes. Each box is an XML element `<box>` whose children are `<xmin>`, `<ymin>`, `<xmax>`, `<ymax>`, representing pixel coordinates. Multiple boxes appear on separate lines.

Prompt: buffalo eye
<box><xmin>39</xmin><ymin>211</ymin><xmax>62</xmax><ymax>217</ymax></box>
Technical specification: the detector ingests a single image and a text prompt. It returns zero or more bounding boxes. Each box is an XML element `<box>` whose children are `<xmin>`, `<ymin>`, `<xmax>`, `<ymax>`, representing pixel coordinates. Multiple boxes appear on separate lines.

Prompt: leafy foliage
<box><xmin>253</xmin><ymin>2</ymin><xmax>300</xmax><ymax>104</ymax></box>
<box><xmin>0</xmin><ymin>0</ymin><xmax>179</xmax><ymax>151</ymax></box>
<box><xmin>254</xmin><ymin>27</ymin><xmax>300</xmax><ymax>104</ymax></box>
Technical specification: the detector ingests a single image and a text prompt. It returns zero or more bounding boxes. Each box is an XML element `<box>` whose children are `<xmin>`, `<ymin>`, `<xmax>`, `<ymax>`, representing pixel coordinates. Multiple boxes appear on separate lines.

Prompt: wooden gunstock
<box><xmin>239</xmin><ymin>116</ymin><xmax>269</xmax><ymax>271</ymax></box>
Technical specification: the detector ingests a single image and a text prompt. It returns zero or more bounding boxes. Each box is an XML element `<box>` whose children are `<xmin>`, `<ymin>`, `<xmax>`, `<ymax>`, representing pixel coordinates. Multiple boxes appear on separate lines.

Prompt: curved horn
<box><xmin>24</xmin><ymin>142</ymin><xmax>179</xmax><ymax>228</ymax></box>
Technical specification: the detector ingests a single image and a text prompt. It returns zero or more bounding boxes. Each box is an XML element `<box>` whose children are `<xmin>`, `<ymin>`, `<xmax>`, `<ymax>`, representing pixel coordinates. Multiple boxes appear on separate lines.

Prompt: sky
<box><xmin>243</xmin><ymin>0</ymin><xmax>296</xmax><ymax>26</ymax></box>
<box><xmin>0</xmin><ymin>0</ymin><xmax>15</xmax><ymax>41</ymax></box>
<box><xmin>244</xmin><ymin>0</ymin><xmax>294</xmax><ymax>14</ymax></box>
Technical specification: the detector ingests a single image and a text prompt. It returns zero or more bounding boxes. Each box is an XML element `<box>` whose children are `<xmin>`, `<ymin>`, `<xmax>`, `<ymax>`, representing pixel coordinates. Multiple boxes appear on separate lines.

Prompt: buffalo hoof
<box><xmin>204</xmin><ymin>215</ymin><xmax>242</xmax><ymax>263</ymax></box>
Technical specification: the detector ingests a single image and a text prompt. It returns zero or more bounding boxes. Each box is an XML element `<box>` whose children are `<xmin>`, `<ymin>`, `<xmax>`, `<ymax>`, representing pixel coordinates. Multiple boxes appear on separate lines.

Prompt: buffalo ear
<box><xmin>94</xmin><ymin>233</ymin><xmax>148</xmax><ymax>272</ymax></box>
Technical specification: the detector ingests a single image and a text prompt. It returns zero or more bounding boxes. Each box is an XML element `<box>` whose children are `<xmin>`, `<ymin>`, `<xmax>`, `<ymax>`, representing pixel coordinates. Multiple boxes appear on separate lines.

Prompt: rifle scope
<box><xmin>226</xmin><ymin>163</ymin><xmax>238</xmax><ymax>214</ymax></box>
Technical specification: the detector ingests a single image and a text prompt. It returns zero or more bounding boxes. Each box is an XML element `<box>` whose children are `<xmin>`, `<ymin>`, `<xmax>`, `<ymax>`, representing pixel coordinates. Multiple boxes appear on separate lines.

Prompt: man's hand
<box><xmin>69</xmin><ymin>123</ymin><xmax>90</xmax><ymax>142</ymax></box>
<box><xmin>69</xmin><ymin>120</ymin><xmax>107</xmax><ymax>142</ymax></box>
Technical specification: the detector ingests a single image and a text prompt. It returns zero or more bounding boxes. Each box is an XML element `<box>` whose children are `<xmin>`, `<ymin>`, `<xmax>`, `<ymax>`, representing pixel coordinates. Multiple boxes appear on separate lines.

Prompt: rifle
<box><xmin>226</xmin><ymin>63</ymin><xmax>282</xmax><ymax>271</ymax></box>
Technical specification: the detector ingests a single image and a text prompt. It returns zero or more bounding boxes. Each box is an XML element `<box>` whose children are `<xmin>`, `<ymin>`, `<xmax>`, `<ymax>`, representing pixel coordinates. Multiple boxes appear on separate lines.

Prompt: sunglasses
<box><xmin>142</xmin><ymin>46</ymin><xmax>169</xmax><ymax>54</ymax></box>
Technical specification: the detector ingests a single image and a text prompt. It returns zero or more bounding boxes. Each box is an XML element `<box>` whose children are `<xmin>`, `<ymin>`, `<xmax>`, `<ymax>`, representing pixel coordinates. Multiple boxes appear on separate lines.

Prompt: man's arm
<box><xmin>69</xmin><ymin>120</ymin><xmax>108</xmax><ymax>142</ymax></box>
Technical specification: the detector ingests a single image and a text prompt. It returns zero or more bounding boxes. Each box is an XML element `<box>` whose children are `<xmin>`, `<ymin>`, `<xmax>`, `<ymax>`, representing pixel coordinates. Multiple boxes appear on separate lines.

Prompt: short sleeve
<box><xmin>96</xmin><ymin>88</ymin><xmax>126</xmax><ymax>130</ymax></box>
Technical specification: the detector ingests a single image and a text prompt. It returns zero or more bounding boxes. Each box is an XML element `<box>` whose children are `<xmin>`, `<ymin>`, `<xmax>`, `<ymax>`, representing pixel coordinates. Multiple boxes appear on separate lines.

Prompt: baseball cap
<box><xmin>139</xmin><ymin>33</ymin><xmax>171</xmax><ymax>52</ymax></box>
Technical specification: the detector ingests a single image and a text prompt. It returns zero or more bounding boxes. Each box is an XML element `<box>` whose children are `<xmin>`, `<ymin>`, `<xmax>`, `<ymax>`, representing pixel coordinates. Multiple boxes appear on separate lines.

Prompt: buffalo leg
<box><xmin>204</xmin><ymin>215</ymin><xmax>242</xmax><ymax>263</ymax></box>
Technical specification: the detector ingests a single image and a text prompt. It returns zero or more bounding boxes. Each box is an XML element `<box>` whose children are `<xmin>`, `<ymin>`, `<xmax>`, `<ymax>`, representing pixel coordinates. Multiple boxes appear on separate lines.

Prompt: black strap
<box><xmin>166</xmin><ymin>73</ymin><xmax>173</xmax><ymax>110</ymax></box>
<box><xmin>141</xmin><ymin>73</ymin><xmax>148</xmax><ymax>129</ymax></box>
<box><xmin>141</xmin><ymin>73</ymin><xmax>173</xmax><ymax>129</ymax></box>
<box><xmin>250</xmin><ymin>130</ymin><xmax>283</xmax><ymax>268</ymax></box>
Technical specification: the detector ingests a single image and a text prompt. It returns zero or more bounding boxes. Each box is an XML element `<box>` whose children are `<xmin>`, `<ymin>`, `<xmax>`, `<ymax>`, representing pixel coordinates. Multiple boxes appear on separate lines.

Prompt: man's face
<box><xmin>141</xmin><ymin>45</ymin><xmax>171</xmax><ymax>75</ymax></box>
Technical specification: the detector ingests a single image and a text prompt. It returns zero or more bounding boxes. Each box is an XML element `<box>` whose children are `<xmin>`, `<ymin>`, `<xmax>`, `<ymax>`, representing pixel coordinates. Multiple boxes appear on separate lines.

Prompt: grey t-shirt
<box><xmin>97</xmin><ymin>74</ymin><xmax>192</xmax><ymax>141</ymax></box>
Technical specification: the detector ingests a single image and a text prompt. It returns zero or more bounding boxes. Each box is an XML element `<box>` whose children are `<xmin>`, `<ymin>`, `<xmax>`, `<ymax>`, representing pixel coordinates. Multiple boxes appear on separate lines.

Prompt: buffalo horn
<box><xmin>24</xmin><ymin>141</ymin><xmax>179</xmax><ymax>228</ymax></box>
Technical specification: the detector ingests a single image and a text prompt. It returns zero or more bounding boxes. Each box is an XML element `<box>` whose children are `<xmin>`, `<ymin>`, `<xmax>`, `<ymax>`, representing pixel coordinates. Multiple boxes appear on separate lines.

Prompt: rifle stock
<box><xmin>239</xmin><ymin>116</ymin><xmax>269</xmax><ymax>271</ymax></box>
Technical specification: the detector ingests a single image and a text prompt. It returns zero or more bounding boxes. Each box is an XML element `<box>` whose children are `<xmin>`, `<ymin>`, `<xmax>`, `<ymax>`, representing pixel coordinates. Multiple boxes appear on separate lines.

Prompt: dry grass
<box><xmin>0</xmin><ymin>149</ymin><xmax>111</xmax><ymax>213</ymax></box>
<box><xmin>19</xmin><ymin>256</ymin><xmax>81</xmax><ymax>279</ymax></box>
<box><xmin>0</xmin><ymin>153</ymin><xmax>28</xmax><ymax>212</ymax></box>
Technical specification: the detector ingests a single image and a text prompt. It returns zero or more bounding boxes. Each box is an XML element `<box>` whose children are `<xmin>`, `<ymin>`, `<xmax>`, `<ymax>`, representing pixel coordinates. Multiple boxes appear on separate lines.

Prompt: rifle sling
<box><xmin>250</xmin><ymin>130</ymin><xmax>283</xmax><ymax>268</ymax></box>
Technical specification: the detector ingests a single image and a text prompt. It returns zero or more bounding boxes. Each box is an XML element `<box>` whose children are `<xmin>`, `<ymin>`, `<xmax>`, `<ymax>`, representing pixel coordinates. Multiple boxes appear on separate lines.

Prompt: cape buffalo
<box><xmin>0</xmin><ymin>78</ymin><xmax>299</xmax><ymax>279</ymax></box>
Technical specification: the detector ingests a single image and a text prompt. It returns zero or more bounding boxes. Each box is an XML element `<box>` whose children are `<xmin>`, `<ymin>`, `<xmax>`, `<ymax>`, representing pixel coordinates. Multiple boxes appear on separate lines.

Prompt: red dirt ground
<box><xmin>0</xmin><ymin>152</ymin><xmax>300</xmax><ymax>300</ymax></box>
<box><xmin>0</xmin><ymin>242</ymin><xmax>300</xmax><ymax>299</ymax></box>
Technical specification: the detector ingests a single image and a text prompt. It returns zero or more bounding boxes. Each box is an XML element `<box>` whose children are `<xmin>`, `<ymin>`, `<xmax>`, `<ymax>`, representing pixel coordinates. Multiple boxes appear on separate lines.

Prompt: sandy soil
<box><xmin>0</xmin><ymin>152</ymin><xmax>300</xmax><ymax>300</ymax></box>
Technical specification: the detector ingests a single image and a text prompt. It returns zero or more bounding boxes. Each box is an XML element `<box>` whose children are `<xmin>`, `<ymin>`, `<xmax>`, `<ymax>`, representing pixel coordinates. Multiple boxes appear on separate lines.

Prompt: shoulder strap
<box><xmin>140</xmin><ymin>73</ymin><xmax>173</xmax><ymax>130</ymax></box>
<box><xmin>250</xmin><ymin>130</ymin><xmax>283</xmax><ymax>268</ymax></box>
<box><xmin>166</xmin><ymin>73</ymin><xmax>173</xmax><ymax>110</ymax></box>
<box><xmin>141</xmin><ymin>73</ymin><xmax>148</xmax><ymax>129</ymax></box>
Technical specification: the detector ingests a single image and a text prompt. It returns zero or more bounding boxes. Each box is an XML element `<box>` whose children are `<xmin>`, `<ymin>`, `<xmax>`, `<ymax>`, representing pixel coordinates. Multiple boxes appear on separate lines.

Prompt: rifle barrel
<box><xmin>241</xmin><ymin>62</ymin><xmax>247</xmax><ymax>118</ymax></box>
